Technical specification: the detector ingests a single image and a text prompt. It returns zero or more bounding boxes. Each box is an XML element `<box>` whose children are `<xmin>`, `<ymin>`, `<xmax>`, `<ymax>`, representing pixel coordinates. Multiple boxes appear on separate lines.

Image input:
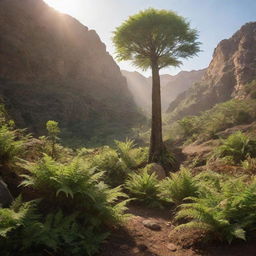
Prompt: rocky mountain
<box><xmin>0</xmin><ymin>0</ymin><xmax>143</xmax><ymax>145</ymax></box>
<box><xmin>122</xmin><ymin>69</ymin><xmax>205</xmax><ymax>113</ymax></box>
<box><xmin>167</xmin><ymin>22</ymin><xmax>256</xmax><ymax>121</ymax></box>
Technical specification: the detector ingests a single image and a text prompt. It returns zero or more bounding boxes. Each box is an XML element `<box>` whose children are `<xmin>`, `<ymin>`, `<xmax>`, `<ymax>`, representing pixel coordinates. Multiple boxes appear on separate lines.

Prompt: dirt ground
<box><xmin>98</xmin><ymin>205</ymin><xmax>256</xmax><ymax>256</ymax></box>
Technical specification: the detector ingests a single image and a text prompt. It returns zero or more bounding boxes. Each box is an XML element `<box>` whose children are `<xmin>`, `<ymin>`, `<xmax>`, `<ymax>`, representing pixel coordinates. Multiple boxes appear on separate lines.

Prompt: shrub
<box><xmin>125</xmin><ymin>169</ymin><xmax>161</xmax><ymax>207</ymax></box>
<box><xmin>89</xmin><ymin>140</ymin><xmax>148</xmax><ymax>187</ymax></box>
<box><xmin>0</xmin><ymin>125</ymin><xmax>27</xmax><ymax>165</ymax></box>
<box><xmin>166</xmin><ymin>99</ymin><xmax>256</xmax><ymax>143</ymax></box>
<box><xmin>46</xmin><ymin>120</ymin><xmax>61</xmax><ymax>159</ymax></box>
<box><xmin>175</xmin><ymin>176</ymin><xmax>256</xmax><ymax>243</ymax></box>
<box><xmin>20</xmin><ymin>155</ymin><xmax>129</xmax><ymax>224</ymax></box>
<box><xmin>89</xmin><ymin>146</ymin><xmax>130</xmax><ymax>187</ymax></box>
<box><xmin>242</xmin><ymin>157</ymin><xmax>256</xmax><ymax>173</ymax></box>
<box><xmin>0</xmin><ymin>197</ymin><xmax>108</xmax><ymax>256</ymax></box>
<box><xmin>159</xmin><ymin>167</ymin><xmax>199</xmax><ymax>205</ymax></box>
<box><xmin>115</xmin><ymin>139</ymin><xmax>148</xmax><ymax>169</ymax></box>
<box><xmin>213</xmin><ymin>132</ymin><xmax>256</xmax><ymax>163</ymax></box>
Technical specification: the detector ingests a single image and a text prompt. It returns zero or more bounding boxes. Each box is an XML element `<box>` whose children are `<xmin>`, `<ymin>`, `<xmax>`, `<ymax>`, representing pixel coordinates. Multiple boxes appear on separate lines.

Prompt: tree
<box><xmin>113</xmin><ymin>8</ymin><xmax>200</xmax><ymax>164</ymax></box>
<box><xmin>46</xmin><ymin>120</ymin><xmax>60</xmax><ymax>158</ymax></box>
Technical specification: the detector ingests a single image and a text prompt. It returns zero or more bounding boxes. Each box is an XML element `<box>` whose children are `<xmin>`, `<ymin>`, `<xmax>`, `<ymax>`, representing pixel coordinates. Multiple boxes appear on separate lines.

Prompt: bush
<box><xmin>0</xmin><ymin>197</ymin><xmax>108</xmax><ymax>256</ymax></box>
<box><xmin>166</xmin><ymin>99</ymin><xmax>256</xmax><ymax>143</ymax></box>
<box><xmin>0</xmin><ymin>125</ymin><xmax>27</xmax><ymax>165</ymax></box>
<box><xmin>89</xmin><ymin>146</ymin><xmax>130</xmax><ymax>187</ymax></box>
<box><xmin>125</xmin><ymin>169</ymin><xmax>161</xmax><ymax>207</ymax></box>
<box><xmin>242</xmin><ymin>157</ymin><xmax>256</xmax><ymax>172</ymax></box>
<box><xmin>213</xmin><ymin>132</ymin><xmax>256</xmax><ymax>163</ymax></box>
<box><xmin>175</xmin><ymin>175</ymin><xmax>256</xmax><ymax>243</ymax></box>
<box><xmin>159</xmin><ymin>167</ymin><xmax>199</xmax><ymax>205</ymax></box>
<box><xmin>115</xmin><ymin>139</ymin><xmax>148</xmax><ymax>169</ymax></box>
<box><xmin>20</xmin><ymin>155</ymin><xmax>129</xmax><ymax>224</ymax></box>
<box><xmin>46</xmin><ymin>120</ymin><xmax>61</xmax><ymax>159</ymax></box>
<box><xmin>89</xmin><ymin>140</ymin><xmax>148</xmax><ymax>187</ymax></box>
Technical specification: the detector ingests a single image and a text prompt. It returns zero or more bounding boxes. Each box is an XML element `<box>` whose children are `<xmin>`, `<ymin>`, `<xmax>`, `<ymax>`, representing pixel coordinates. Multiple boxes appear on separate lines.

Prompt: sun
<box><xmin>43</xmin><ymin>0</ymin><xmax>76</xmax><ymax>15</ymax></box>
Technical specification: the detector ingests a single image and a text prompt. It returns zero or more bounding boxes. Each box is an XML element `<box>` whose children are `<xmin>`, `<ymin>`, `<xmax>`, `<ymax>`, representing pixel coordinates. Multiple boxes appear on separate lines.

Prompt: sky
<box><xmin>44</xmin><ymin>0</ymin><xmax>256</xmax><ymax>76</ymax></box>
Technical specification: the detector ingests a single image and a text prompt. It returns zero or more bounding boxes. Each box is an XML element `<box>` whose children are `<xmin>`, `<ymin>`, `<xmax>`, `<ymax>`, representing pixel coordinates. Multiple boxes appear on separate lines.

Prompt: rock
<box><xmin>167</xmin><ymin>22</ymin><xmax>256</xmax><ymax>121</ymax></box>
<box><xmin>0</xmin><ymin>179</ymin><xmax>13</xmax><ymax>208</ymax></box>
<box><xmin>167</xmin><ymin>243</ymin><xmax>178</xmax><ymax>252</ymax></box>
<box><xmin>0</xmin><ymin>0</ymin><xmax>142</xmax><ymax>140</ymax></box>
<box><xmin>122</xmin><ymin>69</ymin><xmax>205</xmax><ymax>113</ymax></box>
<box><xmin>142</xmin><ymin>220</ymin><xmax>161</xmax><ymax>231</ymax></box>
<box><xmin>145</xmin><ymin>163</ymin><xmax>166</xmax><ymax>180</ymax></box>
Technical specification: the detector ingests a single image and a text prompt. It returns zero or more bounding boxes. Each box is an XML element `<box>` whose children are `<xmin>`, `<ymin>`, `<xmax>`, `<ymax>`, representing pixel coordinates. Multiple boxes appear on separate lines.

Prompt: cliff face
<box><xmin>0</xmin><ymin>0</ymin><xmax>142</xmax><ymax>143</ymax></box>
<box><xmin>122</xmin><ymin>69</ymin><xmax>205</xmax><ymax>113</ymax></box>
<box><xmin>167</xmin><ymin>22</ymin><xmax>256</xmax><ymax>121</ymax></box>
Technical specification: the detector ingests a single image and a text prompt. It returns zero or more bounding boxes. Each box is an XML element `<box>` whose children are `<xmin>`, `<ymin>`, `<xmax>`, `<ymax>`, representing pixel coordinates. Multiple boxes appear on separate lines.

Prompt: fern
<box><xmin>0</xmin><ymin>125</ymin><xmax>27</xmax><ymax>165</ymax></box>
<box><xmin>20</xmin><ymin>155</ymin><xmax>129</xmax><ymax>224</ymax></box>
<box><xmin>159</xmin><ymin>167</ymin><xmax>199</xmax><ymax>205</ymax></box>
<box><xmin>175</xmin><ymin>175</ymin><xmax>256</xmax><ymax>243</ymax></box>
<box><xmin>242</xmin><ymin>157</ymin><xmax>256</xmax><ymax>172</ymax></box>
<box><xmin>213</xmin><ymin>132</ymin><xmax>256</xmax><ymax>163</ymax></box>
<box><xmin>125</xmin><ymin>168</ymin><xmax>161</xmax><ymax>207</ymax></box>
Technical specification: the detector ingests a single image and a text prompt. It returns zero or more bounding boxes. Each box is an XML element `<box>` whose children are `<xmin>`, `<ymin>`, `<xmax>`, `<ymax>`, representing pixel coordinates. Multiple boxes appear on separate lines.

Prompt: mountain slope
<box><xmin>122</xmin><ymin>69</ymin><xmax>205</xmax><ymax>113</ymax></box>
<box><xmin>0</xmin><ymin>0</ymin><xmax>142</xmax><ymax>145</ymax></box>
<box><xmin>121</xmin><ymin>71</ymin><xmax>151</xmax><ymax>114</ymax></box>
<box><xmin>167</xmin><ymin>22</ymin><xmax>256</xmax><ymax>122</ymax></box>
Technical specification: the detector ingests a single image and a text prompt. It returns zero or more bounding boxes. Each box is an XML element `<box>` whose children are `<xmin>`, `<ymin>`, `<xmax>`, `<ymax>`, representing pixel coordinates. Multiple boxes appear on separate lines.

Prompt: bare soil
<box><xmin>98</xmin><ymin>205</ymin><xmax>256</xmax><ymax>256</ymax></box>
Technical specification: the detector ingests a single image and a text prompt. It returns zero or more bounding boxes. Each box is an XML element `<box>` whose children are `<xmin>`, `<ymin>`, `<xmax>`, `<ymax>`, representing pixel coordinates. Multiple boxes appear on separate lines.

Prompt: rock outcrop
<box><xmin>0</xmin><ymin>0</ymin><xmax>142</xmax><ymax>144</ymax></box>
<box><xmin>167</xmin><ymin>22</ymin><xmax>256</xmax><ymax>121</ymax></box>
<box><xmin>122</xmin><ymin>69</ymin><xmax>205</xmax><ymax>113</ymax></box>
<box><xmin>0</xmin><ymin>179</ymin><xmax>13</xmax><ymax>208</ymax></box>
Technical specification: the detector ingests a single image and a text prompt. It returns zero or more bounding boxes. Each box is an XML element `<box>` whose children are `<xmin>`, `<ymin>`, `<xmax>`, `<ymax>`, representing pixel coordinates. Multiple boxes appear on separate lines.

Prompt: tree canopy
<box><xmin>113</xmin><ymin>8</ymin><xmax>200</xmax><ymax>71</ymax></box>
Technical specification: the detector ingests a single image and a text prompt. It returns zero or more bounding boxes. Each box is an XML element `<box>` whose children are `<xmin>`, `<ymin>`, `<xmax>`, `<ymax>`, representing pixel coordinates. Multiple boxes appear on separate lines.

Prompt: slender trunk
<box><xmin>148</xmin><ymin>61</ymin><xmax>165</xmax><ymax>163</ymax></box>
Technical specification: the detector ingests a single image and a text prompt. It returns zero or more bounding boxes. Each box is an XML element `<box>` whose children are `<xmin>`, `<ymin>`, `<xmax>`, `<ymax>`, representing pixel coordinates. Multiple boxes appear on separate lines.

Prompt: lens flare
<box><xmin>43</xmin><ymin>0</ymin><xmax>77</xmax><ymax>15</ymax></box>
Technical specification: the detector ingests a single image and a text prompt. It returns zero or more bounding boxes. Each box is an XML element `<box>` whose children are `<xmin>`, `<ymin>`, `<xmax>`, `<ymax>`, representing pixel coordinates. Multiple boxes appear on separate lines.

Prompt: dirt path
<box><xmin>98</xmin><ymin>205</ymin><xmax>256</xmax><ymax>256</ymax></box>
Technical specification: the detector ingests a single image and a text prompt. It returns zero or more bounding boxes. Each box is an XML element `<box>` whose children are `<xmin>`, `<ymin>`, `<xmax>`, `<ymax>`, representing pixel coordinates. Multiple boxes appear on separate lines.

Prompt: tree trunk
<box><xmin>148</xmin><ymin>61</ymin><xmax>165</xmax><ymax>163</ymax></box>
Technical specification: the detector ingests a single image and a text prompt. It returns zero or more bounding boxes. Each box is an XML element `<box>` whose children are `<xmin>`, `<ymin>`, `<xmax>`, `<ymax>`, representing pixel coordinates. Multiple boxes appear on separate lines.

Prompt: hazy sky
<box><xmin>44</xmin><ymin>0</ymin><xmax>256</xmax><ymax>76</ymax></box>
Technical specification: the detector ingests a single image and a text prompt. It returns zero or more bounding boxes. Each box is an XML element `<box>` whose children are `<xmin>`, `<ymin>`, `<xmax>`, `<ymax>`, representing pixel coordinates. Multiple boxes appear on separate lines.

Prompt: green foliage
<box><xmin>213</xmin><ymin>132</ymin><xmax>256</xmax><ymax>163</ymax></box>
<box><xmin>125</xmin><ymin>169</ymin><xmax>161</xmax><ymax>207</ymax></box>
<box><xmin>244</xmin><ymin>80</ymin><xmax>256</xmax><ymax>99</ymax></box>
<box><xmin>89</xmin><ymin>140</ymin><xmax>148</xmax><ymax>187</ymax></box>
<box><xmin>175</xmin><ymin>173</ymin><xmax>256</xmax><ymax>243</ymax></box>
<box><xmin>115</xmin><ymin>139</ymin><xmax>144</xmax><ymax>169</ymax></box>
<box><xmin>242</xmin><ymin>157</ymin><xmax>256</xmax><ymax>172</ymax></box>
<box><xmin>0</xmin><ymin>125</ymin><xmax>27</xmax><ymax>165</ymax></box>
<box><xmin>31</xmin><ymin>211</ymin><xmax>108</xmax><ymax>256</ymax></box>
<box><xmin>46</xmin><ymin>120</ymin><xmax>61</xmax><ymax>158</ymax></box>
<box><xmin>113</xmin><ymin>8</ymin><xmax>200</xmax><ymax>71</ymax></box>
<box><xmin>20</xmin><ymin>155</ymin><xmax>129</xmax><ymax>224</ymax></box>
<box><xmin>89</xmin><ymin>146</ymin><xmax>130</xmax><ymax>187</ymax></box>
<box><xmin>46</xmin><ymin>120</ymin><xmax>60</xmax><ymax>138</ymax></box>
<box><xmin>0</xmin><ymin>197</ymin><xmax>108</xmax><ymax>256</ymax></box>
<box><xmin>177</xmin><ymin>117</ymin><xmax>198</xmax><ymax>138</ymax></box>
<box><xmin>0</xmin><ymin>197</ymin><xmax>41</xmax><ymax>255</ymax></box>
<box><xmin>167</xmin><ymin>99</ymin><xmax>256</xmax><ymax>143</ymax></box>
<box><xmin>159</xmin><ymin>167</ymin><xmax>199</xmax><ymax>205</ymax></box>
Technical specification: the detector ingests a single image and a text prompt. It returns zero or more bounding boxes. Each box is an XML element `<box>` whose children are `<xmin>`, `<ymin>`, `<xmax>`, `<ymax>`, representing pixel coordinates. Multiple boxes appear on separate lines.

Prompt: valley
<box><xmin>0</xmin><ymin>1</ymin><xmax>256</xmax><ymax>256</ymax></box>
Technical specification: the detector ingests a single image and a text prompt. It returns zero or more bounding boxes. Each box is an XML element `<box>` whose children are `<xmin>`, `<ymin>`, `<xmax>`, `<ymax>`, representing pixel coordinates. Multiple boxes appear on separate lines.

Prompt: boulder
<box><xmin>145</xmin><ymin>163</ymin><xmax>166</xmax><ymax>180</ymax></box>
<box><xmin>0</xmin><ymin>179</ymin><xmax>13</xmax><ymax>208</ymax></box>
